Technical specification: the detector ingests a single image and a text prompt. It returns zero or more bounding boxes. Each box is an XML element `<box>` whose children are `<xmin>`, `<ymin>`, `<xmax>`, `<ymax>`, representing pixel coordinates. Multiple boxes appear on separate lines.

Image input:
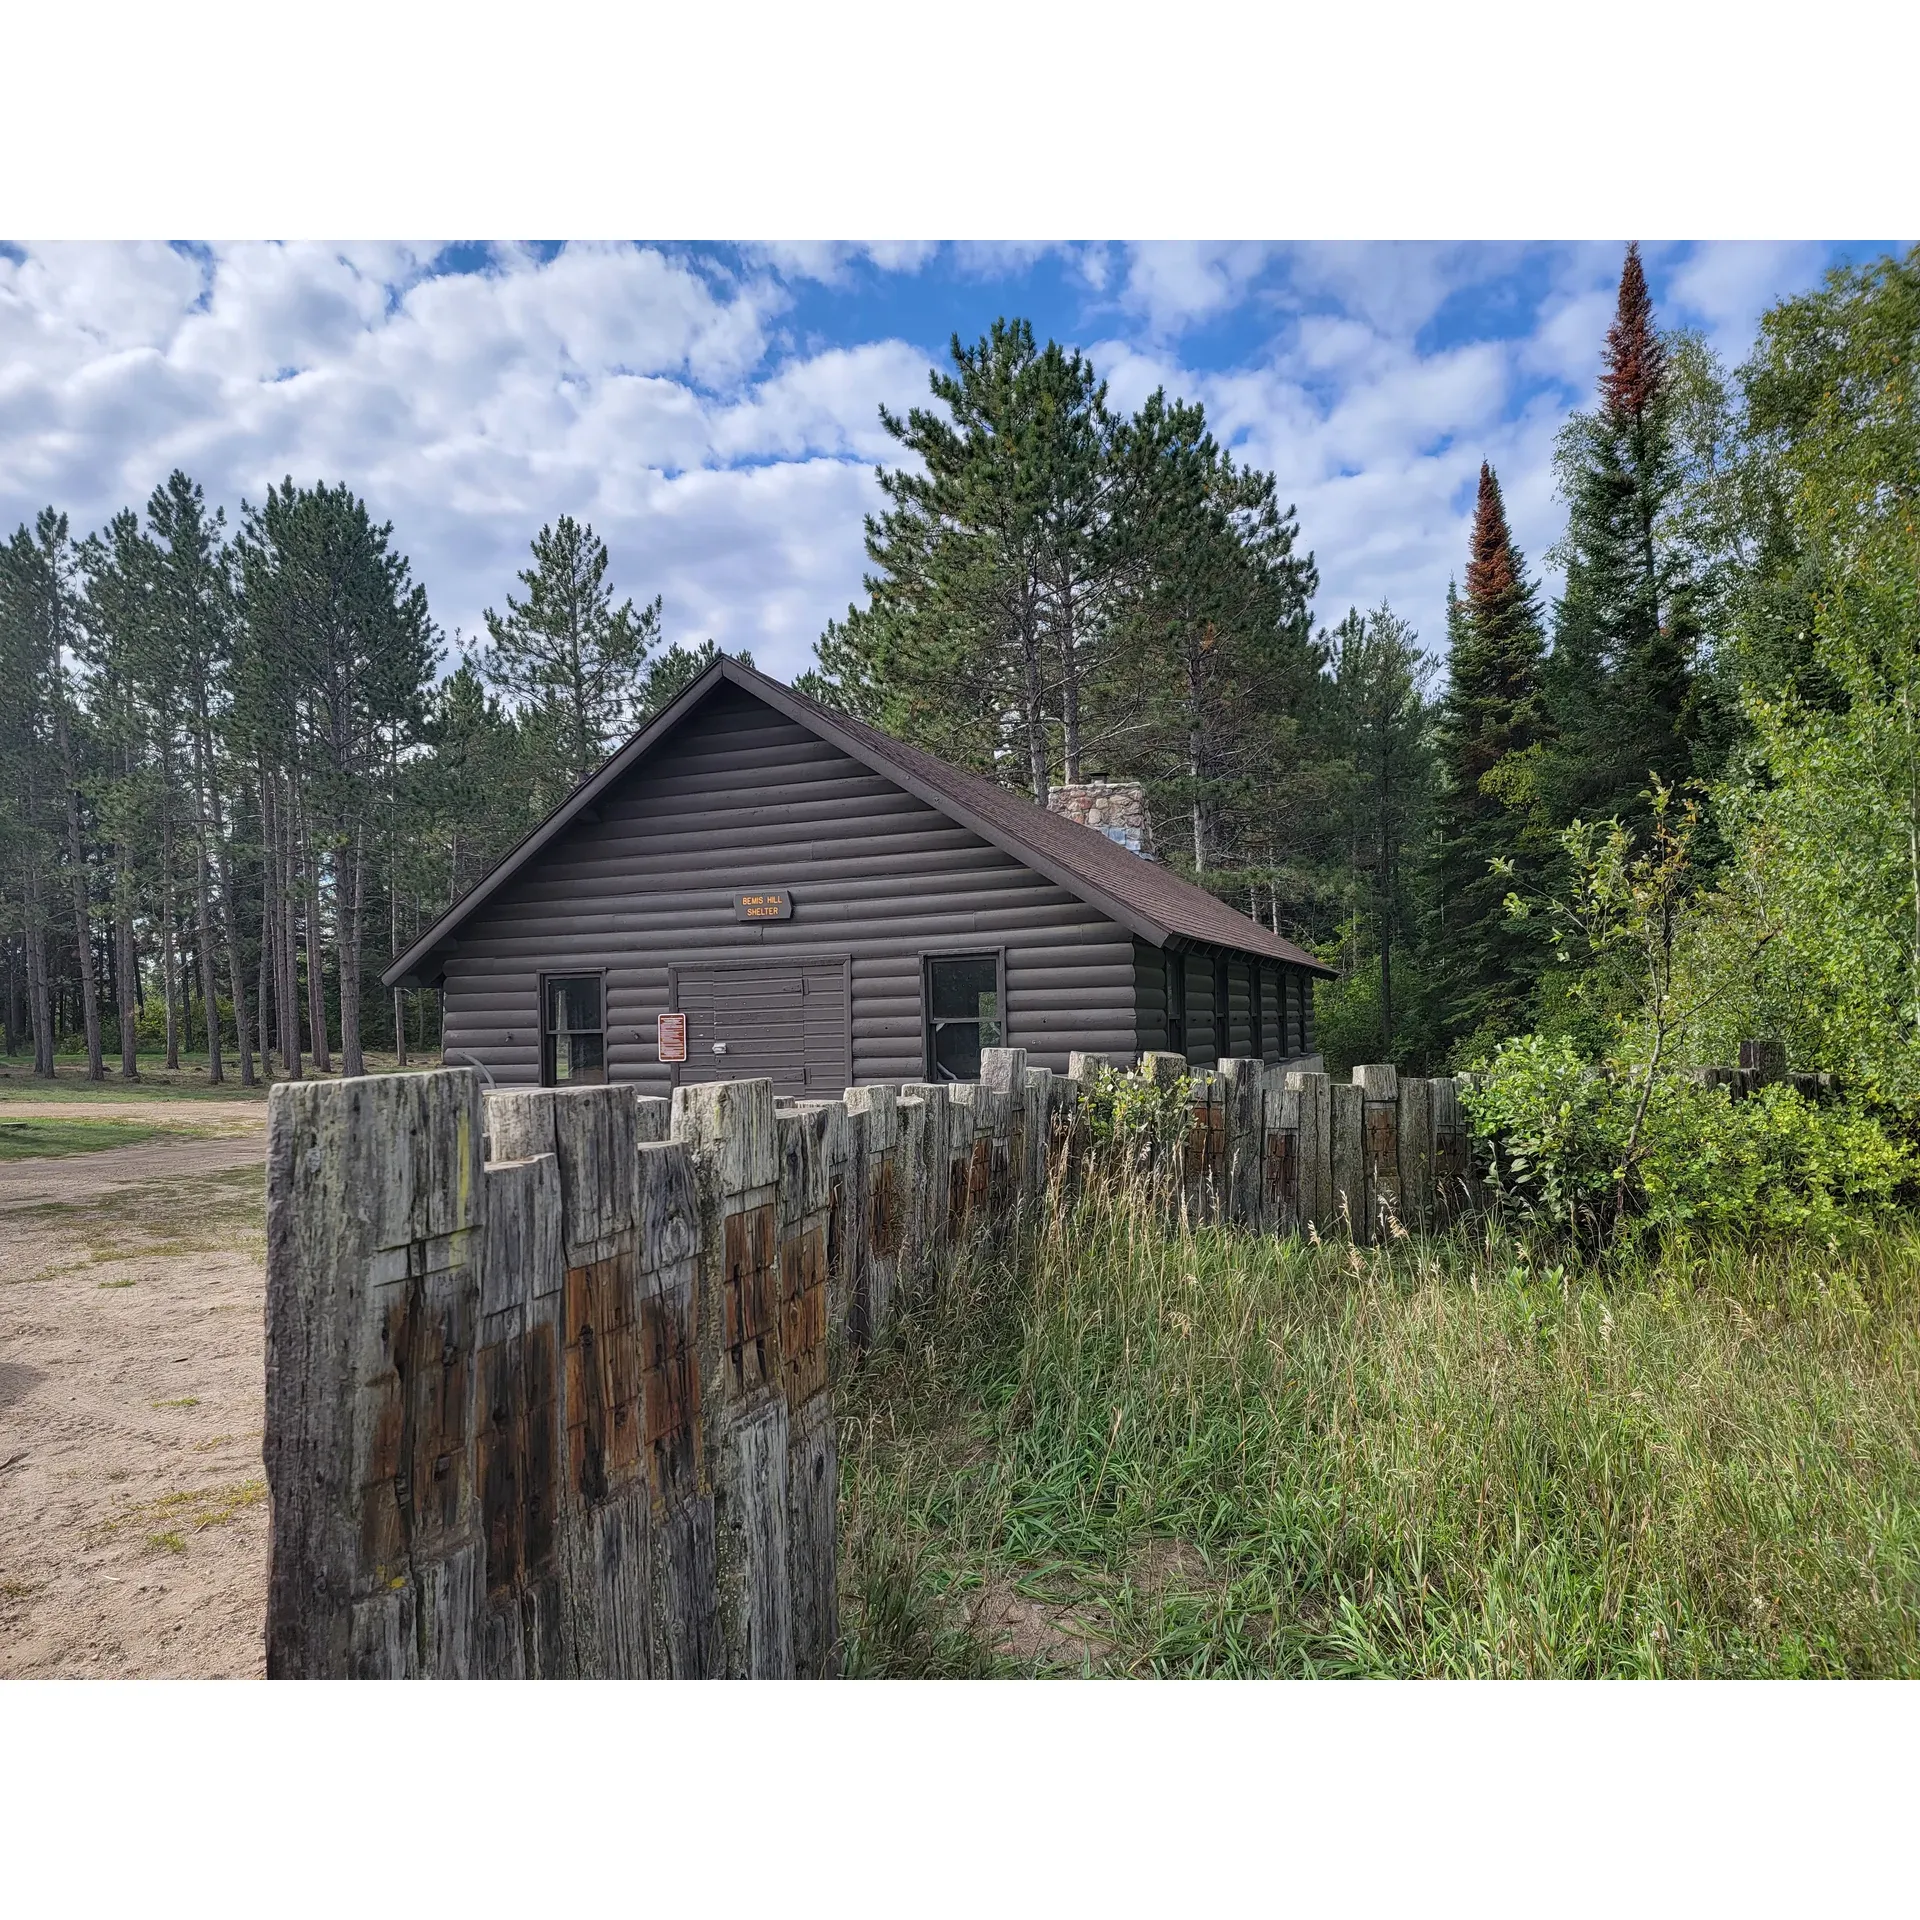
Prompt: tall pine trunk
<box><xmin>194</xmin><ymin>837</ymin><xmax>223</xmax><ymax>1083</ymax></box>
<box><xmin>52</xmin><ymin>695</ymin><xmax>103</xmax><ymax>1080</ymax></box>
<box><xmin>116</xmin><ymin>896</ymin><xmax>138</xmax><ymax>1079</ymax></box>
<box><xmin>300</xmin><ymin>795</ymin><xmax>330</xmax><ymax>1074</ymax></box>
<box><xmin>276</xmin><ymin>772</ymin><xmax>301</xmax><ymax>1078</ymax></box>
<box><xmin>338</xmin><ymin>826</ymin><xmax>365</xmax><ymax>1077</ymax></box>
<box><xmin>25</xmin><ymin>868</ymin><xmax>54</xmax><ymax>1078</ymax></box>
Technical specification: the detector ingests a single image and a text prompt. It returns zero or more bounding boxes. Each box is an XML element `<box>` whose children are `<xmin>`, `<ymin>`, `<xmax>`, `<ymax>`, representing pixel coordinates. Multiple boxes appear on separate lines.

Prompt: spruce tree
<box><xmin>1431</xmin><ymin>461</ymin><xmax>1550</xmax><ymax>1049</ymax></box>
<box><xmin>478</xmin><ymin>517</ymin><xmax>660</xmax><ymax>788</ymax></box>
<box><xmin>1544</xmin><ymin>244</ymin><xmax>1703</xmax><ymax>833</ymax></box>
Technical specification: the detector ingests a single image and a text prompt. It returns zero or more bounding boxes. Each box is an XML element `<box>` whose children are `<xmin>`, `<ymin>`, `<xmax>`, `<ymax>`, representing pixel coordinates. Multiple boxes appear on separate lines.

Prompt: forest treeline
<box><xmin>0</xmin><ymin>493</ymin><xmax>744</xmax><ymax>1081</ymax></box>
<box><xmin>805</xmin><ymin>245</ymin><xmax>1920</xmax><ymax>1104</ymax></box>
<box><xmin>4</xmin><ymin>244</ymin><xmax>1918</xmax><ymax>1107</ymax></box>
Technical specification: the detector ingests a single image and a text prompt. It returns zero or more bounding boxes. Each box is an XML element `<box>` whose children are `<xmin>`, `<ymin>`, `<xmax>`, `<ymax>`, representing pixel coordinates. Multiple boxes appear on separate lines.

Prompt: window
<box><xmin>542</xmin><ymin>973</ymin><xmax>605</xmax><ymax>1086</ymax></box>
<box><xmin>1250</xmin><ymin>963</ymin><xmax>1265</xmax><ymax>1062</ymax></box>
<box><xmin>1214</xmin><ymin>953</ymin><xmax>1230</xmax><ymax>1061</ymax></box>
<box><xmin>925</xmin><ymin>953</ymin><xmax>1001</xmax><ymax>1081</ymax></box>
<box><xmin>1166</xmin><ymin>952</ymin><xmax>1186</xmax><ymax>1059</ymax></box>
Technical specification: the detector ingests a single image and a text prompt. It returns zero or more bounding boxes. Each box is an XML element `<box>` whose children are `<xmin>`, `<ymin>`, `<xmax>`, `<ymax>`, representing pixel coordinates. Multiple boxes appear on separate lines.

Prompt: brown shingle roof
<box><xmin>384</xmin><ymin>657</ymin><xmax>1333</xmax><ymax>987</ymax></box>
<box><xmin>773</xmin><ymin>674</ymin><xmax>1332</xmax><ymax>974</ymax></box>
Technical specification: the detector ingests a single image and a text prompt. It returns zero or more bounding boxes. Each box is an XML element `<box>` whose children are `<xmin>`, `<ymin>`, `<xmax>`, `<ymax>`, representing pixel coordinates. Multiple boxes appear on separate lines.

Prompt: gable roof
<box><xmin>383</xmin><ymin>658</ymin><xmax>1334</xmax><ymax>988</ymax></box>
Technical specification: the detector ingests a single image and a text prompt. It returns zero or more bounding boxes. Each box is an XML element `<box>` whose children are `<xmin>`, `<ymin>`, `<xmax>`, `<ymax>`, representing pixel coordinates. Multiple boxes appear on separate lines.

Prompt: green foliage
<box><xmin>1073</xmin><ymin>1060</ymin><xmax>1191</xmax><ymax>1161</ymax></box>
<box><xmin>842</xmin><ymin>1180</ymin><xmax>1920</xmax><ymax>1677</ymax></box>
<box><xmin>1666</xmin><ymin>248</ymin><xmax>1920</xmax><ymax>1110</ymax></box>
<box><xmin>1431</xmin><ymin>467</ymin><xmax>1553</xmax><ymax>1049</ymax></box>
<box><xmin>477</xmin><ymin>514</ymin><xmax>659</xmax><ymax>788</ymax></box>
<box><xmin>1465</xmin><ymin>1033</ymin><xmax>1911</xmax><ymax>1247</ymax></box>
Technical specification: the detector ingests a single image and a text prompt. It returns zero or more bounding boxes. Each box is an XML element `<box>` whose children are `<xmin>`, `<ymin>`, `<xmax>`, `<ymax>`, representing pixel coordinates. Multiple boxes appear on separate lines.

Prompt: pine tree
<box><xmin>807</xmin><ymin>320</ymin><xmax>1119</xmax><ymax>799</ymax></box>
<box><xmin>1321</xmin><ymin>605</ymin><xmax>1435</xmax><ymax>1062</ymax></box>
<box><xmin>1431</xmin><ymin>462</ymin><xmax>1551</xmax><ymax>1049</ymax></box>
<box><xmin>1544</xmin><ymin>243</ymin><xmax>1703</xmax><ymax>832</ymax></box>
<box><xmin>478</xmin><ymin>517</ymin><xmax>660</xmax><ymax>789</ymax></box>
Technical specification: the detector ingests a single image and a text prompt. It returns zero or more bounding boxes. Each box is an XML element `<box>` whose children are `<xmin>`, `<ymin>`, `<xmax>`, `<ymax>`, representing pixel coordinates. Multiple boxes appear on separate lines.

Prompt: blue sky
<box><xmin>0</xmin><ymin>240</ymin><xmax>1895</xmax><ymax>684</ymax></box>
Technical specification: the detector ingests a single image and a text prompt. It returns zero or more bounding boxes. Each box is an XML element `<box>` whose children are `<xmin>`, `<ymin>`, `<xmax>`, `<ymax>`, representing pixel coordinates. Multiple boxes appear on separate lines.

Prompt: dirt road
<box><xmin>0</xmin><ymin>1104</ymin><xmax>269</xmax><ymax>1678</ymax></box>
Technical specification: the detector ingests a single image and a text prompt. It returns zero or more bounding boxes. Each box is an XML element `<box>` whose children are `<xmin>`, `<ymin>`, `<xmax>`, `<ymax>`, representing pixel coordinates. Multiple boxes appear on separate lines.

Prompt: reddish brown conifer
<box><xmin>1599</xmin><ymin>242</ymin><xmax>1667</xmax><ymax>424</ymax></box>
<box><xmin>1464</xmin><ymin>461</ymin><xmax>1519</xmax><ymax>610</ymax></box>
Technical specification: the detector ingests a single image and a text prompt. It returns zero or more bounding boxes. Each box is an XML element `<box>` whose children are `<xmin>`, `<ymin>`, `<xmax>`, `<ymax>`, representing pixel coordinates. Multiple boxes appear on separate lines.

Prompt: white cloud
<box><xmin>0</xmin><ymin>237</ymin><xmax>1876</xmax><ymax>704</ymax></box>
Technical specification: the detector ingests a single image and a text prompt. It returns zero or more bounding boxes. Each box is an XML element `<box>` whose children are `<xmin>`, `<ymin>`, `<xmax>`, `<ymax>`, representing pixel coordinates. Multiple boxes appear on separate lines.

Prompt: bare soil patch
<box><xmin>0</xmin><ymin>1103</ymin><xmax>268</xmax><ymax>1678</ymax></box>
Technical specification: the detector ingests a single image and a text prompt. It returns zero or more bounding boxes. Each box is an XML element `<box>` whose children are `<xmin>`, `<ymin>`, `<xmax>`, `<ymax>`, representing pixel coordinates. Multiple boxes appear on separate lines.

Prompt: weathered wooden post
<box><xmin>776</xmin><ymin>1104</ymin><xmax>837</xmax><ymax>1677</ymax></box>
<box><xmin>1434</xmin><ymin>1074</ymin><xmax>1473</xmax><ymax>1224</ymax></box>
<box><xmin>1354</xmin><ymin>1065</ymin><xmax>1398</xmax><ymax>1238</ymax></box>
<box><xmin>1263</xmin><ymin>1077</ymin><xmax>1301</xmax><ymax>1237</ymax></box>
<box><xmin>843</xmin><ymin>1084</ymin><xmax>901</xmax><ymax>1345</ymax></box>
<box><xmin>900</xmin><ymin>1081</ymin><xmax>952</xmax><ymax>1284</ymax></box>
<box><xmin>1330</xmin><ymin>1078</ymin><xmax>1366</xmax><ymax>1240</ymax></box>
<box><xmin>634</xmin><ymin>1094</ymin><xmax>672</xmax><ymax>1143</ymax></box>
<box><xmin>1020</xmin><ymin>1067</ymin><xmax>1053</xmax><ymax>1204</ymax></box>
<box><xmin>1216</xmin><ymin>1058</ymin><xmax>1265</xmax><ymax>1229</ymax></box>
<box><xmin>1287</xmin><ymin>1069</ymin><xmax>1332</xmax><ymax>1235</ymax></box>
<box><xmin>672</xmin><ymin>1078</ymin><xmax>791</xmax><ymax>1679</ymax></box>
<box><xmin>820</xmin><ymin>1100</ymin><xmax>867</xmax><ymax>1352</ymax></box>
<box><xmin>265</xmin><ymin>1069</ymin><xmax>487</xmax><ymax>1679</ymax></box>
<box><xmin>486</xmin><ymin>1085</ymin><xmax>652</xmax><ymax>1678</ymax></box>
<box><xmin>1397</xmin><ymin>1075</ymin><xmax>1435</xmax><ymax>1233</ymax></box>
<box><xmin>945</xmin><ymin>1082</ymin><xmax>982</xmax><ymax>1240</ymax></box>
<box><xmin>634</xmin><ymin>1138</ymin><xmax>716</xmax><ymax>1677</ymax></box>
<box><xmin>474</xmin><ymin>1151</ymin><xmax>565</xmax><ymax>1679</ymax></box>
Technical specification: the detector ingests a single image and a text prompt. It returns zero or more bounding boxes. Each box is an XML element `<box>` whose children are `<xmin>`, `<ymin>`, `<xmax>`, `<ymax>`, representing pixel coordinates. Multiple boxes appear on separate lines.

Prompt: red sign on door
<box><xmin>657</xmin><ymin>1012</ymin><xmax>687</xmax><ymax>1064</ymax></box>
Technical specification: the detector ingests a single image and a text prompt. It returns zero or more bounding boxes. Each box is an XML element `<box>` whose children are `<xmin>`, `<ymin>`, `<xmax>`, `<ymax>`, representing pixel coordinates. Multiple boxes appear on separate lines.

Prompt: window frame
<box><xmin>1166</xmin><ymin>948</ymin><xmax>1187</xmax><ymax>1060</ymax></box>
<box><xmin>1213</xmin><ymin>952</ymin><xmax>1231</xmax><ymax>1063</ymax></box>
<box><xmin>921</xmin><ymin>947</ymin><xmax>1007</xmax><ymax>1083</ymax></box>
<box><xmin>539</xmin><ymin>969</ymin><xmax>608</xmax><ymax>1088</ymax></box>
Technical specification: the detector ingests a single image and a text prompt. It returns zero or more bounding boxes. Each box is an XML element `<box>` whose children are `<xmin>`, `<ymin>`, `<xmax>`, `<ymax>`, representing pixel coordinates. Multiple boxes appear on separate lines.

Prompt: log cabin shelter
<box><xmin>383</xmin><ymin>657</ymin><xmax>1334</xmax><ymax>1096</ymax></box>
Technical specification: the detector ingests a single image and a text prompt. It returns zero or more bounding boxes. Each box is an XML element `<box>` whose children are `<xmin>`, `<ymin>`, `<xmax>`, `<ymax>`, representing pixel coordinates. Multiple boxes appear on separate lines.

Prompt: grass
<box><xmin>112</xmin><ymin>1478</ymin><xmax>267</xmax><ymax>1555</ymax></box>
<box><xmin>13</xmin><ymin>1163</ymin><xmax>265</xmax><ymax>1262</ymax></box>
<box><xmin>0</xmin><ymin>1116</ymin><xmax>164</xmax><ymax>1160</ymax></box>
<box><xmin>0</xmin><ymin>1048</ymin><xmax>430</xmax><ymax>1104</ymax></box>
<box><xmin>838</xmin><ymin>1167</ymin><xmax>1920</xmax><ymax>1678</ymax></box>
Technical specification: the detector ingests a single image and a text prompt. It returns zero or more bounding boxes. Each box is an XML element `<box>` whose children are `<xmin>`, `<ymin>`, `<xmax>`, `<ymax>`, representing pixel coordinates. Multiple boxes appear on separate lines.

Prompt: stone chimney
<box><xmin>1046</xmin><ymin>779</ymin><xmax>1151</xmax><ymax>856</ymax></box>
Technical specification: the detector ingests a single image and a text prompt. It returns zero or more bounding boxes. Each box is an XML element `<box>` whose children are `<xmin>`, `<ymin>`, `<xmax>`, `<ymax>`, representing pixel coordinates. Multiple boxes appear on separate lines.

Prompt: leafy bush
<box><xmin>1465</xmin><ymin>1032</ymin><xmax>1913</xmax><ymax>1246</ymax></box>
<box><xmin>1075</xmin><ymin>1061</ymin><xmax>1191</xmax><ymax>1163</ymax></box>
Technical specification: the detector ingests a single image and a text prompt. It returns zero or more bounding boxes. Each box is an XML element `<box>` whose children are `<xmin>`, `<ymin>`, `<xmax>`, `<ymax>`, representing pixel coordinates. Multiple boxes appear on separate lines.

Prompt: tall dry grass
<box><xmin>838</xmin><ymin>1162</ymin><xmax>1920</xmax><ymax>1676</ymax></box>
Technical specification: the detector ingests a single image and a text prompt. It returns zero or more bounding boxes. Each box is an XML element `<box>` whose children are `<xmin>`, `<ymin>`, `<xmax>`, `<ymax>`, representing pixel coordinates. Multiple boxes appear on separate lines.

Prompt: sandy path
<box><xmin>0</xmin><ymin>1115</ymin><xmax>269</xmax><ymax>1678</ymax></box>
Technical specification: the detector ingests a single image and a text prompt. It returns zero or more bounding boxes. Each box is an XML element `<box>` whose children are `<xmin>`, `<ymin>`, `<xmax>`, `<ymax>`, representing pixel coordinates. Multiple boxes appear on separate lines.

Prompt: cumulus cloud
<box><xmin>0</xmin><ymin>238</ymin><xmax>1874</xmax><ymax>689</ymax></box>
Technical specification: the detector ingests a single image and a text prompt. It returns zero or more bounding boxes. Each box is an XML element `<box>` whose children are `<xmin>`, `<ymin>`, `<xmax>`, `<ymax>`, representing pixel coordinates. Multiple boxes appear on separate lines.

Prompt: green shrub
<box><xmin>1465</xmin><ymin>1032</ymin><xmax>1913</xmax><ymax>1246</ymax></box>
<box><xmin>1075</xmin><ymin>1061</ymin><xmax>1190</xmax><ymax>1163</ymax></box>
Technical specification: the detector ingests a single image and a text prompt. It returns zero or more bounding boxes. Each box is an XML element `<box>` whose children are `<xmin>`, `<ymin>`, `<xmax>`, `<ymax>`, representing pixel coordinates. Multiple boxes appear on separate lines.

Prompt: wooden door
<box><xmin>672</xmin><ymin>959</ymin><xmax>851</xmax><ymax>1094</ymax></box>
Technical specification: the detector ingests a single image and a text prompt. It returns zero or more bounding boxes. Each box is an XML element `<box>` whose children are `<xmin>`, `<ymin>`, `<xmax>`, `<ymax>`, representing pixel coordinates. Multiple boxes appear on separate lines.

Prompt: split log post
<box><xmin>1216</xmin><ymin>1058</ymin><xmax>1265</xmax><ymax>1229</ymax></box>
<box><xmin>486</xmin><ymin>1085</ymin><xmax>652</xmax><ymax>1678</ymax></box>
<box><xmin>1398</xmin><ymin>1075</ymin><xmax>1435</xmax><ymax>1233</ymax></box>
<box><xmin>819</xmin><ymin>1101</ymin><xmax>867</xmax><ymax>1355</ymax></box>
<box><xmin>1287</xmin><ymin>1070</ymin><xmax>1332</xmax><ymax>1234</ymax></box>
<box><xmin>1354</xmin><ymin>1065</ymin><xmax>1399</xmax><ymax>1239</ymax></box>
<box><xmin>945</xmin><ymin>1082</ymin><xmax>982</xmax><ymax>1242</ymax></box>
<box><xmin>1740</xmin><ymin>1039</ymin><xmax>1787</xmax><ymax>1089</ymax></box>
<box><xmin>775</xmin><ymin>1104</ymin><xmax>837</xmax><ymax>1677</ymax></box>
<box><xmin>1330</xmin><ymin>1079</ymin><xmax>1366</xmax><ymax>1241</ymax></box>
<box><xmin>635</xmin><ymin>1138</ymin><xmax>716</xmax><ymax>1676</ymax></box>
<box><xmin>671</xmin><ymin>1078</ymin><xmax>791</xmax><ymax>1679</ymax></box>
<box><xmin>891</xmin><ymin>1090</ymin><xmax>930</xmax><ymax>1300</ymax></box>
<box><xmin>265</xmin><ymin>1068</ymin><xmax>487</xmax><ymax>1679</ymax></box>
<box><xmin>1263</xmin><ymin>1079</ymin><xmax>1301</xmax><ymax>1236</ymax></box>
<box><xmin>473</xmin><ymin>1151</ymin><xmax>565</xmax><ymax>1678</ymax></box>
<box><xmin>1020</xmin><ymin>1067</ymin><xmax>1053</xmax><ymax>1207</ymax></box>
<box><xmin>634</xmin><ymin>1095</ymin><xmax>672</xmax><ymax>1143</ymax></box>
<box><xmin>843</xmin><ymin>1084</ymin><xmax>901</xmax><ymax>1345</ymax></box>
<box><xmin>899</xmin><ymin>1082</ymin><xmax>952</xmax><ymax>1287</ymax></box>
<box><xmin>1431</xmin><ymin>1076</ymin><xmax>1469</xmax><ymax>1226</ymax></box>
